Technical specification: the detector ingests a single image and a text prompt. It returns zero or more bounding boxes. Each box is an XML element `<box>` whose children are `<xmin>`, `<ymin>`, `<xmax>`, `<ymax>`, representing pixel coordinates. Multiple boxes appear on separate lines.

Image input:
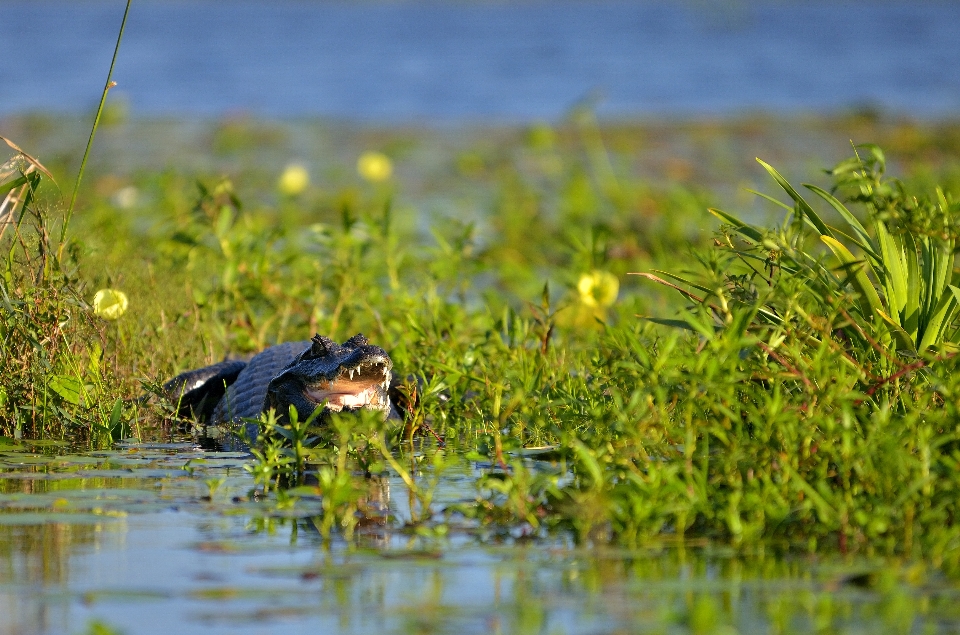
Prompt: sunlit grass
<box><xmin>4</xmin><ymin>110</ymin><xmax>960</xmax><ymax>566</ymax></box>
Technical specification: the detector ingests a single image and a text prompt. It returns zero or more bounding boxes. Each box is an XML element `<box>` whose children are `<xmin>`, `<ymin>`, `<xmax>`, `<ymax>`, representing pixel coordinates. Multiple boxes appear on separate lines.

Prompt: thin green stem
<box><xmin>63</xmin><ymin>0</ymin><xmax>133</xmax><ymax>245</ymax></box>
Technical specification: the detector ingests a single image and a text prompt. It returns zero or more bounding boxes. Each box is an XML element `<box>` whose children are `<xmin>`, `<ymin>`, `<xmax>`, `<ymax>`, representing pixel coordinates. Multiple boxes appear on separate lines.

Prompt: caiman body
<box><xmin>164</xmin><ymin>334</ymin><xmax>396</xmax><ymax>447</ymax></box>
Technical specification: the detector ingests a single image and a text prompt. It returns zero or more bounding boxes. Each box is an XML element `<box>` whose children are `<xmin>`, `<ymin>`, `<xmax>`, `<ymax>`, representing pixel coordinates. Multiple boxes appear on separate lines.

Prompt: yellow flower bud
<box><xmin>277</xmin><ymin>163</ymin><xmax>310</xmax><ymax>196</ymax></box>
<box><xmin>577</xmin><ymin>271</ymin><xmax>619</xmax><ymax>308</ymax></box>
<box><xmin>92</xmin><ymin>289</ymin><xmax>129</xmax><ymax>320</ymax></box>
<box><xmin>357</xmin><ymin>151</ymin><xmax>393</xmax><ymax>183</ymax></box>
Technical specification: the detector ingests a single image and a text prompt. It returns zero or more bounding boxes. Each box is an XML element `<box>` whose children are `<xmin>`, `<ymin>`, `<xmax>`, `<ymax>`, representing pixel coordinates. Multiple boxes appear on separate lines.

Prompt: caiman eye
<box><xmin>310</xmin><ymin>334</ymin><xmax>335</xmax><ymax>357</ymax></box>
<box><xmin>345</xmin><ymin>333</ymin><xmax>369</xmax><ymax>347</ymax></box>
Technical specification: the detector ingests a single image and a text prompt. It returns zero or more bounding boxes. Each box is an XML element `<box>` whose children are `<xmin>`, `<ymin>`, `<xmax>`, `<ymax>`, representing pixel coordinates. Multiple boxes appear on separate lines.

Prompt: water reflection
<box><xmin>1</xmin><ymin>442</ymin><xmax>959</xmax><ymax>634</ymax></box>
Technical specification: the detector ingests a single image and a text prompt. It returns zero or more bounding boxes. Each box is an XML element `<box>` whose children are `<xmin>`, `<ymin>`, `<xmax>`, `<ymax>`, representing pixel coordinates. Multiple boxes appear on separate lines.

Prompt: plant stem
<box><xmin>62</xmin><ymin>0</ymin><xmax>133</xmax><ymax>247</ymax></box>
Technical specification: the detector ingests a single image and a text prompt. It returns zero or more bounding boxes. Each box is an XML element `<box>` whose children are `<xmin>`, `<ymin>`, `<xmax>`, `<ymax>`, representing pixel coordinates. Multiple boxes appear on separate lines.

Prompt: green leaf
<box><xmin>708</xmin><ymin>208</ymin><xmax>763</xmax><ymax>243</ymax></box>
<box><xmin>779</xmin><ymin>462</ymin><xmax>837</xmax><ymax>524</ymax></box>
<box><xmin>428</xmin><ymin>361</ymin><xmax>486</xmax><ymax>385</ymax></box>
<box><xmin>830</xmin><ymin>156</ymin><xmax>868</xmax><ymax>177</ymax></box>
<box><xmin>918</xmin><ymin>286</ymin><xmax>960</xmax><ymax>352</ymax></box>
<box><xmin>272</xmin><ymin>426</ymin><xmax>295</xmax><ymax>441</ymax></box>
<box><xmin>820</xmin><ymin>236</ymin><xmax>885</xmax><ymax>323</ymax></box>
<box><xmin>804</xmin><ymin>184</ymin><xmax>878</xmax><ymax>258</ymax></box>
<box><xmin>569</xmin><ymin>438</ymin><xmax>603</xmax><ymax>489</ymax></box>
<box><xmin>214</xmin><ymin>206</ymin><xmax>234</xmax><ymax>241</ymax></box>
<box><xmin>919</xmin><ymin>237</ymin><xmax>954</xmax><ymax>333</ymax></box>
<box><xmin>755</xmin><ymin>306</ymin><xmax>786</xmax><ymax>327</ymax></box>
<box><xmin>902</xmin><ymin>232</ymin><xmax>921</xmax><ymax>341</ymax></box>
<box><xmin>876</xmin><ymin>310</ymin><xmax>916</xmax><ymax>354</ymax></box>
<box><xmin>650</xmin><ymin>270</ymin><xmax>715</xmax><ymax>296</ymax></box>
<box><xmin>729</xmin><ymin>304</ymin><xmax>761</xmax><ymax>338</ymax></box>
<box><xmin>947</xmin><ymin>286</ymin><xmax>960</xmax><ymax>345</ymax></box>
<box><xmin>875</xmin><ymin>221</ymin><xmax>908</xmax><ymax>317</ymax></box>
<box><xmin>0</xmin><ymin>175</ymin><xmax>28</xmax><ymax>199</ymax></box>
<box><xmin>828</xmin><ymin>226</ymin><xmax>882</xmax><ymax>270</ymax></box>
<box><xmin>679</xmin><ymin>307</ymin><xmax>719</xmax><ymax>341</ymax></box>
<box><xmin>937</xmin><ymin>187</ymin><xmax>949</xmax><ymax>212</ymax></box>
<box><xmin>745</xmin><ymin>189</ymin><xmax>793</xmax><ymax>213</ymax></box>
<box><xmin>639</xmin><ymin>317</ymin><xmax>705</xmax><ymax>333</ymax></box>
<box><xmin>48</xmin><ymin>375</ymin><xmax>84</xmax><ymax>406</ymax></box>
<box><xmin>108</xmin><ymin>398</ymin><xmax>123</xmax><ymax>431</ymax></box>
<box><xmin>860</xmin><ymin>143</ymin><xmax>886</xmax><ymax>166</ymax></box>
<box><xmin>757</xmin><ymin>159</ymin><xmax>833</xmax><ymax>238</ymax></box>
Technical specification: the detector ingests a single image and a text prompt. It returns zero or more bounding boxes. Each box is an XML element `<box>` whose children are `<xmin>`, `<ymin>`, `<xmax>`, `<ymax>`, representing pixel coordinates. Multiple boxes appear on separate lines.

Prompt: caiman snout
<box><xmin>266</xmin><ymin>333</ymin><xmax>396</xmax><ymax>422</ymax></box>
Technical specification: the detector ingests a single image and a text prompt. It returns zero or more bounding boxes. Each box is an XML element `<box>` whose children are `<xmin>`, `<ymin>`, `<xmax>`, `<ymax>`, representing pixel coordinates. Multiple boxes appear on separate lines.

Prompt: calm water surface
<box><xmin>2</xmin><ymin>1</ymin><xmax>960</xmax><ymax>120</ymax></box>
<box><xmin>1</xmin><ymin>441</ymin><xmax>958</xmax><ymax>634</ymax></box>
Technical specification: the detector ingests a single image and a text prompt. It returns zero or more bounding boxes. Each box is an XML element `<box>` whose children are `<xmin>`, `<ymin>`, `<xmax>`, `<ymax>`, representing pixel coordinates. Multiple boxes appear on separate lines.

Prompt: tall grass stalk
<box><xmin>0</xmin><ymin>0</ymin><xmax>133</xmax><ymax>444</ymax></box>
<box><xmin>63</xmin><ymin>0</ymin><xmax>133</xmax><ymax>247</ymax></box>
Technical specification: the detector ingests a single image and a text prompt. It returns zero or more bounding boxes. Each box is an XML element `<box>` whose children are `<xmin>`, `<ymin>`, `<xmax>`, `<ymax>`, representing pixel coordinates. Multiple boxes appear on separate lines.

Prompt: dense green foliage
<box><xmin>0</xmin><ymin>147</ymin><xmax>128</xmax><ymax>444</ymax></box>
<box><xmin>3</xmin><ymin>118</ymin><xmax>960</xmax><ymax>565</ymax></box>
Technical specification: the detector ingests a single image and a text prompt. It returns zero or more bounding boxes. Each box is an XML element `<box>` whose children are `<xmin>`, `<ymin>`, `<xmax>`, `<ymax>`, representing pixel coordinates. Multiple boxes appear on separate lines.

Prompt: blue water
<box><xmin>2</xmin><ymin>1</ymin><xmax>960</xmax><ymax>121</ymax></box>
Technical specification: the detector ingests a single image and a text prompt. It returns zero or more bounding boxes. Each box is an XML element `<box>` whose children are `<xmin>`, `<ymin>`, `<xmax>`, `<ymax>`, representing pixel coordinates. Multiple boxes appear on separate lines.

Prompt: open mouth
<box><xmin>304</xmin><ymin>359</ymin><xmax>392</xmax><ymax>412</ymax></box>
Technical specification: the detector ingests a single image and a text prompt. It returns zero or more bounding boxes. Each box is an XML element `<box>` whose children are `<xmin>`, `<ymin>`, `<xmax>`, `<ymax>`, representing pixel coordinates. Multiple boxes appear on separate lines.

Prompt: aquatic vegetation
<box><xmin>7</xmin><ymin>5</ymin><xmax>960</xmax><ymax>632</ymax></box>
<box><xmin>4</xmin><ymin>119</ymin><xmax>960</xmax><ymax>632</ymax></box>
<box><xmin>0</xmin><ymin>0</ymin><xmax>135</xmax><ymax>447</ymax></box>
<box><xmin>0</xmin><ymin>143</ymin><xmax>129</xmax><ymax>444</ymax></box>
<box><xmin>6</xmin><ymin>99</ymin><xmax>960</xmax><ymax>567</ymax></box>
<box><xmin>4</xmin><ymin>435</ymin><xmax>956</xmax><ymax>635</ymax></box>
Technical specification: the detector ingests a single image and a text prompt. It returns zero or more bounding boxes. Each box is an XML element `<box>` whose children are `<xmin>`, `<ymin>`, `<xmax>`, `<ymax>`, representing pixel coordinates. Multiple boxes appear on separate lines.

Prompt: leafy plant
<box><xmin>0</xmin><ymin>141</ymin><xmax>126</xmax><ymax>442</ymax></box>
<box><xmin>639</xmin><ymin>146</ymin><xmax>960</xmax><ymax>402</ymax></box>
<box><xmin>739</xmin><ymin>147</ymin><xmax>957</xmax><ymax>354</ymax></box>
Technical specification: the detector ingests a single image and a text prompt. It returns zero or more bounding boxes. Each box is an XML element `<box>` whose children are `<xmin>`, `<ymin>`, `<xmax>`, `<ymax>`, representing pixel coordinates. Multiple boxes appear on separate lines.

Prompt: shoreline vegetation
<box><xmin>8</xmin><ymin>7</ymin><xmax>960</xmax><ymax>631</ymax></box>
<box><xmin>3</xmin><ymin>110</ymin><xmax>960</xmax><ymax>565</ymax></box>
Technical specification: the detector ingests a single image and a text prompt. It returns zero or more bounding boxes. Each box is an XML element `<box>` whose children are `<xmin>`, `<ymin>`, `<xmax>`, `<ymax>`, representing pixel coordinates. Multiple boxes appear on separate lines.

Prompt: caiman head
<box><xmin>265</xmin><ymin>333</ymin><xmax>395</xmax><ymax>423</ymax></box>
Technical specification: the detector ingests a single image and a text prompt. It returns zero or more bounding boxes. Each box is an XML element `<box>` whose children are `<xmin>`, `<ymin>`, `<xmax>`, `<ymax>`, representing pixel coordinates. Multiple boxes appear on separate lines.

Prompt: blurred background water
<box><xmin>3</xmin><ymin>0</ymin><xmax>960</xmax><ymax>121</ymax></box>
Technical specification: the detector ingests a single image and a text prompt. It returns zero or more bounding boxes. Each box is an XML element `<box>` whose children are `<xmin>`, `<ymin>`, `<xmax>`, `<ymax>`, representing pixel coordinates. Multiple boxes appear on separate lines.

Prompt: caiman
<box><xmin>163</xmin><ymin>333</ymin><xmax>397</xmax><ymax>447</ymax></box>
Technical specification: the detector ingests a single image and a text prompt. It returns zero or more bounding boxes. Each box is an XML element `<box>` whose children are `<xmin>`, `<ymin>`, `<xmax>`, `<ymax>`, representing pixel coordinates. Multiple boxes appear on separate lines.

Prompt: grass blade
<box><xmin>821</xmin><ymin>235</ymin><xmax>885</xmax><ymax>324</ymax></box>
<box><xmin>757</xmin><ymin>159</ymin><xmax>833</xmax><ymax>238</ymax></box>
<box><xmin>918</xmin><ymin>286</ymin><xmax>960</xmax><ymax>352</ymax></box>
<box><xmin>650</xmin><ymin>270</ymin><xmax>715</xmax><ymax>296</ymax></box>
<box><xmin>0</xmin><ymin>136</ymin><xmax>56</xmax><ymax>182</ymax></box>
<box><xmin>63</xmin><ymin>0</ymin><xmax>133</xmax><ymax>244</ymax></box>
<box><xmin>876</xmin><ymin>309</ymin><xmax>916</xmax><ymax>354</ymax></box>
<box><xmin>638</xmin><ymin>317</ymin><xmax>702</xmax><ymax>333</ymax></box>
<box><xmin>804</xmin><ymin>183</ymin><xmax>878</xmax><ymax>257</ymax></box>
<box><xmin>745</xmin><ymin>189</ymin><xmax>793</xmax><ymax>213</ymax></box>
<box><xmin>708</xmin><ymin>208</ymin><xmax>763</xmax><ymax>243</ymax></box>
<box><xmin>902</xmin><ymin>232</ymin><xmax>921</xmax><ymax>341</ymax></box>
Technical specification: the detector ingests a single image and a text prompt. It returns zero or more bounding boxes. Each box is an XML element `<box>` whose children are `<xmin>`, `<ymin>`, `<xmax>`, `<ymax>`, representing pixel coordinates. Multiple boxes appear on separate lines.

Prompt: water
<box><xmin>1</xmin><ymin>441</ymin><xmax>958</xmax><ymax>634</ymax></box>
<box><xmin>2</xmin><ymin>1</ymin><xmax>960</xmax><ymax>121</ymax></box>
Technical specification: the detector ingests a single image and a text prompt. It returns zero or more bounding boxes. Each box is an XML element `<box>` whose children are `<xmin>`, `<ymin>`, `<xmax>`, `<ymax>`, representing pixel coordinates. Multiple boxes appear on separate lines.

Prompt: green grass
<box><xmin>4</xmin><ymin>108</ymin><xmax>960</xmax><ymax>566</ymax></box>
<box><xmin>0</xmin><ymin>147</ymin><xmax>129</xmax><ymax>445</ymax></box>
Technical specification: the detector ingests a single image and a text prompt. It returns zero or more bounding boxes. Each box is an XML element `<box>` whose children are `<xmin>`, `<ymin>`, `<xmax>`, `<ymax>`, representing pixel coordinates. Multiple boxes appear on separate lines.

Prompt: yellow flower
<box><xmin>357</xmin><ymin>151</ymin><xmax>393</xmax><ymax>183</ymax></box>
<box><xmin>92</xmin><ymin>289</ymin><xmax>128</xmax><ymax>320</ymax></box>
<box><xmin>277</xmin><ymin>163</ymin><xmax>310</xmax><ymax>196</ymax></box>
<box><xmin>577</xmin><ymin>271</ymin><xmax>619</xmax><ymax>308</ymax></box>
